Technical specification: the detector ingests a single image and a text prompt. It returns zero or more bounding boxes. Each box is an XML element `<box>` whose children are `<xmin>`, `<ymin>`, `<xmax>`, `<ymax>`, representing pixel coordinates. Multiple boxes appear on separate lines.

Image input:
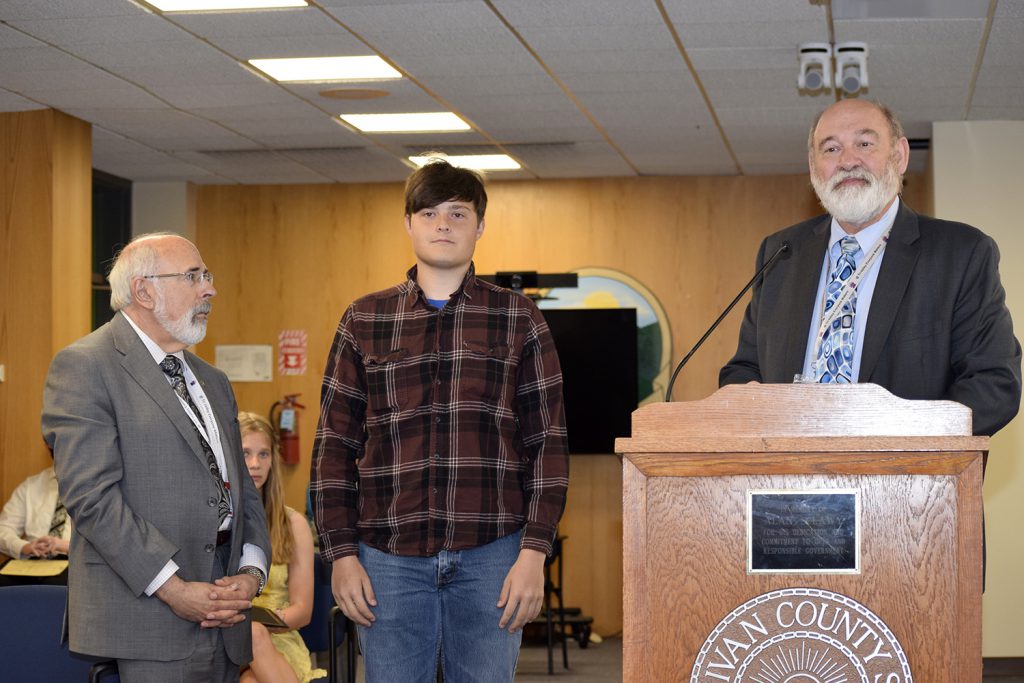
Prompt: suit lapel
<box><xmin>859</xmin><ymin>202</ymin><xmax>921</xmax><ymax>381</ymax></box>
<box><xmin>112</xmin><ymin>314</ymin><xmax>210</xmax><ymax>468</ymax></box>
<box><xmin>779</xmin><ymin>218</ymin><xmax>831</xmax><ymax>380</ymax></box>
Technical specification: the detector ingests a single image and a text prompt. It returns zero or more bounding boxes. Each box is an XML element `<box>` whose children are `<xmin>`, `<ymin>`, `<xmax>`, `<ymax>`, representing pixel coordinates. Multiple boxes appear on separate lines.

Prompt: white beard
<box><xmin>812</xmin><ymin>157</ymin><xmax>902</xmax><ymax>226</ymax></box>
<box><xmin>155</xmin><ymin>297</ymin><xmax>210</xmax><ymax>346</ymax></box>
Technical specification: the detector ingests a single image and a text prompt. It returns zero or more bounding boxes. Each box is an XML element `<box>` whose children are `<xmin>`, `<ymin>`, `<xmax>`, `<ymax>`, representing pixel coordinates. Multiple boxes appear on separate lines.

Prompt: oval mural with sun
<box><xmin>537</xmin><ymin>267</ymin><xmax>672</xmax><ymax>406</ymax></box>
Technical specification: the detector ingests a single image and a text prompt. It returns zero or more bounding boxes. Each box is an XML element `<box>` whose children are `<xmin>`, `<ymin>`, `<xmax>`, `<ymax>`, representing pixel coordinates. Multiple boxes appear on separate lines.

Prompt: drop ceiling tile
<box><xmin>321</xmin><ymin>2</ymin><xmax>499</xmax><ymax>32</ymax></box>
<box><xmin>421</xmin><ymin>72</ymin><xmax>562</xmax><ymax>97</ymax></box>
<box><xmin>281</xmin><ymin>147</ymin><xmax>410</xmax><ymax>182</ymax></box>
<box><xmin>176</xmin><ymin>149</ymin><xmax>333</xmax><ymax>182</ymax></box>
<box><xmin>254</xmin><ymin>131</ymin><xmax>372</xmax><ymax>148</ymax></box>
<box><xmin>168</xmin><ymin>6</ymin><xmax>337</xmax><ymax>38</ymax></box>
<box><xmin>224</xmin><ymin>114</ymin><xmax>348</xmax><ymax>138</ymax></box>
<box><xmin>0</xmin><ymin>67</ymin><xmax>98</xmax><ymax>92</ymax></box>
<box><xmin>148</xmin><ymin>82</ymin><xmax>296</xmax><ymax>109</ymax></box>
<box><xmin>213</xmin><ymin>33</ymin><xmax>370</xmax><ymax>60</ymax></box>
<box><xmin>688</xmin><ymin>46</ymin><xmax>798</xmax><ymax>71</ymax></box>
<box><xmin>0</xmin><ymin>0</ymin><xmax>146</xmax><ymax>21</ymax></box>
<box><xmin>106</xmin><ymin>61</ymin><xmax>256</xmax><ymax>87</ymax></box>
<box><xmin>833</xmin><ymin>17</ymin><xmax>985</xmax><ymax>45</ymax></box>
<box><xmin>0</xmin><ymin>90</ymin><xmax>44</xmax><ymax>111</ymax></box>
<box><xmin>192</xmin><ymin>100</ymin><xmax>323</xmax><ymax>122</ymax></box>
<box><xmin>497</xmin><ymin>0</ymin><xmax>665</xmax><ymax>27</ymax></box>
<box><xmin>92</xmin><ymin>159</ymin><xmax>219</xmax><ymax>182</ymax></box>
<box><xmin>968</xmin><ymin>105</ymin><xmax>1024</xmax><ymax>120</ymax></box>
<box><xmin>0</xmin><ymin>22</ymin><xmax>46</xmax><ymax>48</ymax></box>
<box><xmin>358</xmin><ymin>131</ymin><xmax>488</xmax><ymax>147</ymax></box>
<box><xmin>975</xmin><ymin>64</ymin><xmax>1024</xmax><ymax>88</ymax></box>
<box><xmin>92</xmin><ymin>132</ymin><xmax>182</xmax><ymax>165</ymax></box>
<box><xmin>9</xmin><ymin>14</ymin><xmax>187</xmax><ymax>46</ymax></box>
<box><xmin>978</xmin><ymin>17</ymin><xmax>1024</xmax><ymax>66</ymax></box>
<box><xmin>0</xmin><ymin>45</ymin><xmax>91</xmax><ymax>72</ymax></box>
<box><xmin>509</xmin><ymin>24</ymin><xmax>670</xmax><ymax>53</ymax></box>
<box><xmin>833</xmin><ymin>0</ymin><xmax>989</xmax><ymax>20</ymax></box>
<box><xmin>537</xmin><ymin>49</ymin><xmax>687</xmax><ymax>75</ymax></box>
<box><xmin>674</xmin><ymin>21</ymin><xmax>829</xmax><ymax>50</ymax></box>
<box><xmin>512</xmin><ymin>141</ymin><xmax>635</xmax><ymax>178</ymax></box>
<box><xmin>662</xmin><ymin>0</ymin><xmax>826</xmax><ymax>24</ymax></box>
<box><xmin>970</xmin><ymin>86</ymin><xmax>1024</xmax><ymax>108</ymax></box>
<box><xmin>478</xmin><ymin>123</ymin><xmax>605</xmax><ymax>146</ymax></box>
<box><xmin>282</xmin><ymin>82</ymin><xmax>434</xmax><ymax>114</ymax></box>
<box><xmin>25</xmin><ymin>86</ymin><xmax>166</xmax><ymax>110</ymax></box>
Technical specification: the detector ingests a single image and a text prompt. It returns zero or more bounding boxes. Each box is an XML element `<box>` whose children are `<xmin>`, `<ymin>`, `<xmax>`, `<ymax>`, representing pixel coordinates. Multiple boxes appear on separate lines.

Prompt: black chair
<box><xmin>300</xmin><ymin>553</ymin><xmax>356</xmax><ymax>683</ymax></box>
<box><xmin>89</xmin><ymin>660</ymin><xmax>120</xmax><ymax>682</ymax></box>
<box><xmin>0</xmin><ymin>584</ymin><xmax>96</xmax><ymax>680</ymax></box>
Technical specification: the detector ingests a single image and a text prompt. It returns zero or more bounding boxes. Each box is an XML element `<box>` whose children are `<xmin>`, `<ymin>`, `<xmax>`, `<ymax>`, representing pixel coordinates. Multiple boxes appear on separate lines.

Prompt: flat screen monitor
<box><xmin>540</xmin><ymin>308</ymin><xmax>638</xmax><ymax>454</ymax></box>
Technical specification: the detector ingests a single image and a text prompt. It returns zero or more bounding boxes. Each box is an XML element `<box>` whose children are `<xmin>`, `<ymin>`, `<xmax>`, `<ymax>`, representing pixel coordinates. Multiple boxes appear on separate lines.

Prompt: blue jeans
<box><xmin>357</xmin><ymin>531</ymin><xmax>524</xmax><ymax>683</ymax></box>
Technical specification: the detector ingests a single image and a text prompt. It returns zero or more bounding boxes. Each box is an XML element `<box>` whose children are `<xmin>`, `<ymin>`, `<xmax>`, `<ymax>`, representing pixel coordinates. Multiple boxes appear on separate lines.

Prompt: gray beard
<box><xmin>812</xmin><ymin>163</ymin><xmax>901</xmax><ymax>226</ymax></box>
<box><xmin>155</xmin><ymin>298</ymin><xmax>210</xmax><ymax>346</ymax></box>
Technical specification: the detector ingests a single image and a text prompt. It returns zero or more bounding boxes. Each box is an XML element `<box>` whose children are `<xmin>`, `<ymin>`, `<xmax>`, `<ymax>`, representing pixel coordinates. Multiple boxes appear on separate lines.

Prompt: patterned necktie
<box><xmin>160</xmin><ymin>355</ymin><xmax>231</xmax><ymax>525</ymax></box>
<box><xmin>817</xmin><ymin>236</ymin><xmax>862</xmax><ymax>384</ymax></box>
<box><xmin>49</xmin><ymin>498</ymin><xmax>67</xmax><ymax>538</ymax></box>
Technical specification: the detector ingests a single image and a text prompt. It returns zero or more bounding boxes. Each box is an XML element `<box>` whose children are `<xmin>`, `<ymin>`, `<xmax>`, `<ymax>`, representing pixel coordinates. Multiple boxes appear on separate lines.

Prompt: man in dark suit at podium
<box><xmin>720</xmin><ymin>99</ymin><xmax>1021</xmax><ymax>436</ymax></box>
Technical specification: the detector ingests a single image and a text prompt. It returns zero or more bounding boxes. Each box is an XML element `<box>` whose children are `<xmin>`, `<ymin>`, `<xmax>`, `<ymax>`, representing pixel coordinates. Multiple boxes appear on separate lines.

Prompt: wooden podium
<box><xmin>617</xmin><ymin>384</ymin><xmax>986</xmax><ymax>682</ymax></box>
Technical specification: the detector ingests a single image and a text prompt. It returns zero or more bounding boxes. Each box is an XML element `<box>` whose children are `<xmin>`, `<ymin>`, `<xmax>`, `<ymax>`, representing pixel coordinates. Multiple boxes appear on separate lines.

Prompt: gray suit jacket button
<box><xmin>204</xmin><ymin>544</ymin><xmax>214</xmax><ymax>553</ymax></box>
<box><xmin>208</xmin><ymin>497</ymin><xmax>216</xmax><ymax>507</ymax></box>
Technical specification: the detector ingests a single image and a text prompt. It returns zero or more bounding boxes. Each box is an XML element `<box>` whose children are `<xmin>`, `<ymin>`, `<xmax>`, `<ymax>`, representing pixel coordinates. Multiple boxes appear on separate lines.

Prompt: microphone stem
<box><xmin>664</xmin><ymin>242</ymin><xmax>790</xmax><ymax>402</ymax></box>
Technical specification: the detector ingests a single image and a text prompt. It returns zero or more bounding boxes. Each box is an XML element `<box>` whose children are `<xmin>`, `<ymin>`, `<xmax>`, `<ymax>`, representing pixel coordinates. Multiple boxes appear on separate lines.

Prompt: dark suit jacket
<box><xmin>719</xmin><ymin>202</ymin><xmax>1022</xmax><ymax>436</ymax></box>
<box><xmin>41</xmin><ymin>312</ymin><xmax>271</xmax><ymax>662</ymax></box>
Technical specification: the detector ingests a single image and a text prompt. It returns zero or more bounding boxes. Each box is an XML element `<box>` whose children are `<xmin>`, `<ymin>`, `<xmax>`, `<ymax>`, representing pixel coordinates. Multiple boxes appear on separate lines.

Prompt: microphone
<box><xmin>663</xmin><ymin>241</ymin><xmax>791</xmax><ymax>402</ymax></box>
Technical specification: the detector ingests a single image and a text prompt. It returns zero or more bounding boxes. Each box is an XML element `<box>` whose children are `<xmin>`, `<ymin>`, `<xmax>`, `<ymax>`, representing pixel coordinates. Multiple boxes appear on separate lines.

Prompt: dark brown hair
<box><xmin>404</xmin><ymin>158</ymin><xmax>487</xmax><ymax>219</ymax></box>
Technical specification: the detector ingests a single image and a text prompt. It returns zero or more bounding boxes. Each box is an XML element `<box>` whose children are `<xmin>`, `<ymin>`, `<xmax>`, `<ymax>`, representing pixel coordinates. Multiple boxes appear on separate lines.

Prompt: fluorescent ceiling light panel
<box><xmin>409</xmin><ymin>155</ymin><xmax>521</xmax><ymax>171</ymax></box>
<box><xmin>249</xmin><ymin>56</ymin><xmax>401</xmax><ymax>83</ymax></box>
<box><xmin>341</xmin><ymin>113</ymin><xmax>470</xmax><ymax>133</ymax></box>
<box><xmin>149</xmin><ymin>0</ymin><xmax>309</xmax><ymax>11</ymax></box>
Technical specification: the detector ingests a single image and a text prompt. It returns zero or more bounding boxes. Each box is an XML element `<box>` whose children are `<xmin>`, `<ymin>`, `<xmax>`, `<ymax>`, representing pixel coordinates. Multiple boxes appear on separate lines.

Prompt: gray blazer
<box><xmin>42</xmin><ymin>312</ymin><xmax>271</xmax><ymax>663</ymax></box>
<box><xmin>720</xmin><ymin>202</ymin><xmax>1022</xmax><ymax>436</ymax></box>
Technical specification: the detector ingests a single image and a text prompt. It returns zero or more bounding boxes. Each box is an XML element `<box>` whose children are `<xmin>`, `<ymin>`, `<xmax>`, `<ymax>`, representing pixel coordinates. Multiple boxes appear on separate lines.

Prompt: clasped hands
<box><xmin>21</xmin><ymin>535</ymin><xmax>69</xmax><ymax>558</ymax></box>
<box><xmin>156</xmin><ymin>572</ymin><xmax>261</xmax><ymax>629</ymax></box>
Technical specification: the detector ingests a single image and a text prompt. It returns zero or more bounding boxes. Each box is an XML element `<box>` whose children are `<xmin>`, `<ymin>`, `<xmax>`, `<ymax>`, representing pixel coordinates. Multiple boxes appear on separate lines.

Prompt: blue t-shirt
<box><xmin>427</xmin><ymin>298</ymin><xmax>448</xmax><ymax>309</ymax></box>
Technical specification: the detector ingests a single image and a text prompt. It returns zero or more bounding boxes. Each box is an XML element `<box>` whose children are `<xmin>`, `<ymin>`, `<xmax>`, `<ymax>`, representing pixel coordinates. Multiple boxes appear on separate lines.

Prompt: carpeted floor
<box><xmin>344</xmin><ymin>638</ymin><xmax>1024</xmax><ymax>681</ymax></box>
<box><xmin>515</xmin><ymin>636</ymin><xmax>621</xmax><ymax>681</ymax></box>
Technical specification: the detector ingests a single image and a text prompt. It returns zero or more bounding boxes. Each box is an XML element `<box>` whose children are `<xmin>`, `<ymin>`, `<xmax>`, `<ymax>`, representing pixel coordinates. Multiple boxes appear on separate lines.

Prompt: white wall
<box><xmin>933</xmin><ymin>120</ymin><xmax>1024</xmax><ymax>657</ymax></box>
<box><xmin>131</xmin><ymin>181</ymin><xmax>196</xmax><ymax>241</ymax></box>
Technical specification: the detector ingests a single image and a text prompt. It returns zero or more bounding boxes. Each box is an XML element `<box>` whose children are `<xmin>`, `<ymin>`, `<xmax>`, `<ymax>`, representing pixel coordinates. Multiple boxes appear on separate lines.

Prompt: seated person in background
<box><xmin>239</xmin><ymin>412</ymin><xmax>327</xmax><ymax>683</ymax></box>
<box><xmin>0</xmin><ymin>463</ymin><xmax>71</xmax><ymax>586</ymax></box>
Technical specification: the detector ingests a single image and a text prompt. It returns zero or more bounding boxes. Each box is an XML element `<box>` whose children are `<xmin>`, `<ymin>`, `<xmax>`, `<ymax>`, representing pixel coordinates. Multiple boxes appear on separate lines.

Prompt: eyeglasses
<box><xmin>143</xmin><ymin>271</ymin><xmax>214</xmax><ymax>285</ymax></box>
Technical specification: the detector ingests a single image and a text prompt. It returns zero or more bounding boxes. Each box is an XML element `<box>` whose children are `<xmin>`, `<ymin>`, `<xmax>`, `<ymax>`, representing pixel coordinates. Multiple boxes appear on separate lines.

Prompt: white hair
<box><xmin>107</xmin><ymin>232</ymin><xmax>180</xmax><ymax>311</ymax></box>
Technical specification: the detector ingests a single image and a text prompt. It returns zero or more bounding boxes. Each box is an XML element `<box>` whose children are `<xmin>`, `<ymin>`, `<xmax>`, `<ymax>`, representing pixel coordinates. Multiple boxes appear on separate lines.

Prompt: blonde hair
<box><xmin>239</xmin><ymin>411</ymin><xmax>293</xmax><ymax>564</ymax></box>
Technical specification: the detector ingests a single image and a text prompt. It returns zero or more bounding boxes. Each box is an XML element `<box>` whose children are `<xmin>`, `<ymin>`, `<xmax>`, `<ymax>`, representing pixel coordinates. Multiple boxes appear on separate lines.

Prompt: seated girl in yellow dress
<box><xmin>240</xmin><ymin>412</ymin><xmax>327</xmax><ymax>683</ymax></box>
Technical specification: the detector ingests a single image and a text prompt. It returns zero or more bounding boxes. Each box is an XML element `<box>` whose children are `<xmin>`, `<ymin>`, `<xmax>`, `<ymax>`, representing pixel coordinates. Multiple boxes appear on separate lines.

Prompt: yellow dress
<box><xmin>253</xmin><ymin>563</ymin><xmax>328</xmax><ymax>682</ymax></box>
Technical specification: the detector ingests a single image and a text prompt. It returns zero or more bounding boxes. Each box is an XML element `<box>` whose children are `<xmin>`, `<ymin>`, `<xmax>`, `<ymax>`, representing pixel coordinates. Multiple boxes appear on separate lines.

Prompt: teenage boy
<box><xmin>311</xmin><ymin>159</ymin><xmax>569</xmax><ymax>682</ymax></box>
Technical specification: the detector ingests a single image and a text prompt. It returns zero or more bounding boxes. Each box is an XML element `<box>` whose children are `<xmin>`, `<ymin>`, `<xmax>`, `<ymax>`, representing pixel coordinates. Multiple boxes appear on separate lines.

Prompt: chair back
<box><xmin>299</xmin><ymin>553</ymin><xmax>345</xmax><ymax>652</ymax></box>
<box><xmin>0</xmin><ymin>584</ymin><xmax>95</xmax><ymax>679</ymax></box>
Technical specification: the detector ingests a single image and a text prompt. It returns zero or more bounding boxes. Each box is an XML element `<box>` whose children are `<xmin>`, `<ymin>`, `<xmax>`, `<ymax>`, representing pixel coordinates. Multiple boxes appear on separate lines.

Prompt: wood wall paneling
<box><xmin>195</xmin><ymin>172</ymin><xmax>930</xmax><ymax>635</ymax></box>
<box><xmin>0</xmin><ymin>109</ymin><xmax>91</xmax><ymax>507</ymax></box>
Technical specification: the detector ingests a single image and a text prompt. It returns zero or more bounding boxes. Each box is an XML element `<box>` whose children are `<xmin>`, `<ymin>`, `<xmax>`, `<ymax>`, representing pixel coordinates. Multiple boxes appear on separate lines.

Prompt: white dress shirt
<box><xmin>0</xmin><ymin>467</ymin><xmax>71</xmax><ymax>559</ymax></box>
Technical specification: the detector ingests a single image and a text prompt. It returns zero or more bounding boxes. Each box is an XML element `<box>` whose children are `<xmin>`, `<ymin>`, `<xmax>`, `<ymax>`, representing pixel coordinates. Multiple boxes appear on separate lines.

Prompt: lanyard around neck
<box><xmin>813</xmin><ymin>227</ymin><xmax>892</xmax><ymax>350</ymax></box>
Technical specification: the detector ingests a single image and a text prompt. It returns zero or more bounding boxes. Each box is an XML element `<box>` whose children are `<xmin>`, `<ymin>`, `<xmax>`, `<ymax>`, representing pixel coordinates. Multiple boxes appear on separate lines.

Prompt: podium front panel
<box><xmin>623</xmin><ymin>452</ymin><xmax>982</xmax><ymax>683</ymax></box>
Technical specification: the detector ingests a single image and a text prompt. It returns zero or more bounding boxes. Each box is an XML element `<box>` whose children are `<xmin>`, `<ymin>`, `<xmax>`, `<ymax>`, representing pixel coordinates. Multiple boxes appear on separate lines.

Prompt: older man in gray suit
<box><xmin>42</xmin><ymin>233</ymin><xmax>271</xmax><ymax>683</ymax></box>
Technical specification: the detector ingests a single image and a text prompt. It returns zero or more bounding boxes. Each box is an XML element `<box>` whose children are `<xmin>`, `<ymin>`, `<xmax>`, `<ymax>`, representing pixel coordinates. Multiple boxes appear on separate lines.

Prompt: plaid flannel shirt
<box><xmin>311</xmin><ymin>264</ymin><xmax>569</xmax><ymax>559</ymax></box>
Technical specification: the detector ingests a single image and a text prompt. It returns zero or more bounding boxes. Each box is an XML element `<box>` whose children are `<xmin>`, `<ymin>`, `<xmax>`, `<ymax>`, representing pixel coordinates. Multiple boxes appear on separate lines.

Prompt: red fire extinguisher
<box><xmin>270</xmin><ymin>394</ymin><xmax>305</xmax><ymax>465</ymax></box>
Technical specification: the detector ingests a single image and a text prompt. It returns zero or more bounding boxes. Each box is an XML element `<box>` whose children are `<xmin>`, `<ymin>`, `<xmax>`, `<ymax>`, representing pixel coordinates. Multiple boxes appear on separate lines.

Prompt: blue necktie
<box><xmin>817</xmin><ymin>236</ymin><xmax>861</xmax><ymax>383</ymax></box>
